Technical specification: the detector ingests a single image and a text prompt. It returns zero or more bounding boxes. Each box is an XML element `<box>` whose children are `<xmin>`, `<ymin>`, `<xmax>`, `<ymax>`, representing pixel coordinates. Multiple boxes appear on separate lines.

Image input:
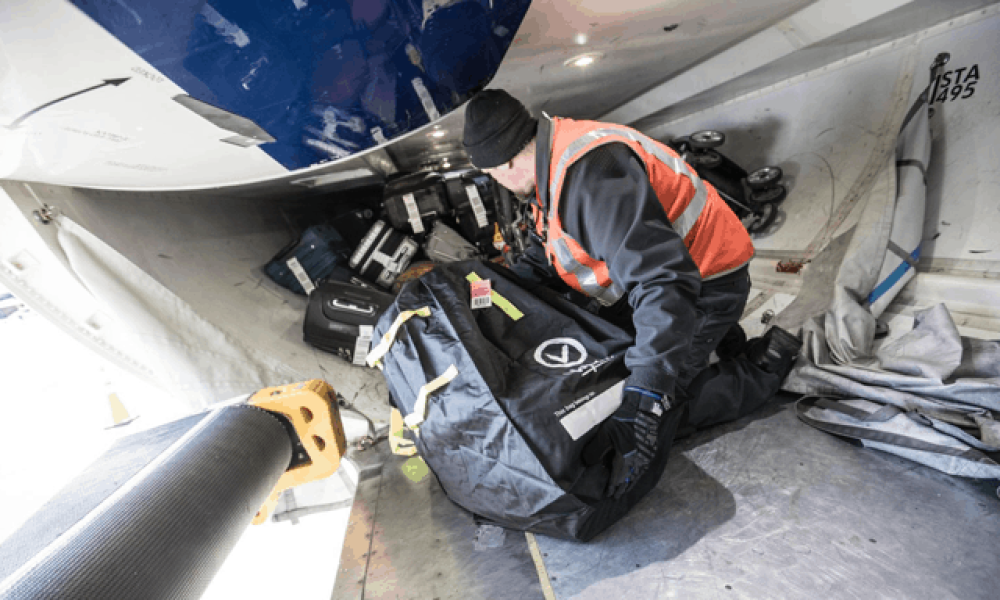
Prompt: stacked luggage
<box><xmin>263</xmin><ymin>168</ymin><xmax>503</xmax><ymax>365</ymax></box>
<box><xmin>267</xmin><ymin>169</ymin><xmax>679</xmax><ymax>542</ymax></box>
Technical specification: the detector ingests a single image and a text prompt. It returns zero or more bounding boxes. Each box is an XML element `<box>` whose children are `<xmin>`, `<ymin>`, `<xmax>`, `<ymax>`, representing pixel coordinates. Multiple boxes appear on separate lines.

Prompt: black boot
<box><xmin>745</xmin><ymin>326</ymin><xmax>801</xmax><ymax>379</ymax></box>
<box><xmin>715</xmin><ymin>324</ymin><xmax>748</xmax><ymax>360</ymax></box>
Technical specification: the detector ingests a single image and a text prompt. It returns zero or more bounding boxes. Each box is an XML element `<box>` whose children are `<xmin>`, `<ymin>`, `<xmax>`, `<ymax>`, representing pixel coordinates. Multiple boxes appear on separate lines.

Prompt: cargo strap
<box><xmin>389</xmin><ymin>408</ymin><xmax>418</xmax><ymax>456</ymax></box>
<box><xmin>405</xmin><ymin>364</ymin><xmax>459</xmax><ymax>430</ymax></box>
<box><xmin>796</xmin><ymin>396</ymin><xmax>996</xmax><ymax>463</ymax></box>
<box><xmin>525</xmin><ymin>532</ymin><xmax>557</xmax><ymax>600</ymax></box>
<box><xmin>466</xmin><ymin>273</ymin><xmax>523</xmax><ymax>321</ymax></box>
<box><xmin>366</xmin><ymin>306</ymin><xmax>432</xmax><ymax>369</ymax></box>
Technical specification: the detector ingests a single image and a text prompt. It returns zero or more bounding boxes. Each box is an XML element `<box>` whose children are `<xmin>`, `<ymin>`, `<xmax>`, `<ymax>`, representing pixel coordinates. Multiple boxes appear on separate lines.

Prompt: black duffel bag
<box><xmin>366</xmin><ymin>260</ymin><xmax>684</xmax><ymax>541</ymax></box>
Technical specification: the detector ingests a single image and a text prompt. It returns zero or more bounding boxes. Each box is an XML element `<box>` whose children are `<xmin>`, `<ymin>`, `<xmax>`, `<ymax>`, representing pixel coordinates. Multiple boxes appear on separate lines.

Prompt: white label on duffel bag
<box><xmin>559</xmin><ymin>380</ymin><xmax>625</xmax><ymax>441</ymax></box>
<box><xmin>353</xmin><ymin>325</ymin><xmax>373</xmax><ymax>366</ymax></box>
<box><xmin>286</xmin><ymin>257</ymin><xmax>315</xmax><ymax>295</ymax></box>
<box><xmin>465</xmin><ymin>184</ymin><xmax>489</xmax><ymax>230</ymax></box>
<box><xmin>403</xmin><ymin>193</ymin><xmax>424</xmax><ymax>234</ymax></box>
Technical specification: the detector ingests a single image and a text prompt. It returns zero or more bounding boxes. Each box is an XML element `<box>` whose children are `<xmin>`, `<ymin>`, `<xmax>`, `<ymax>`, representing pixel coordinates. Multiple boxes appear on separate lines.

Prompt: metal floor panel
<box><xmin>336</xmin><ymin>395</ymin><xmax>1000</xmax><ymax>599</ymax></box>
<box><xmin>536</xmin><ymin>395</ymin><xmax>1000</xmax><ymax>600</ymax></box>
<box><xmin>334</xmin><ymin>446</ymin><xmax>543</xmax><ymax>600</ymax></box>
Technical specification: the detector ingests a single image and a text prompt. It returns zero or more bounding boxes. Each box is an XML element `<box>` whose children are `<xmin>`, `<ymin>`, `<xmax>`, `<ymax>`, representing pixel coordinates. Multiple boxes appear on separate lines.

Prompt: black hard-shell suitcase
<box><xmin>383</xmin><ymin>172</ymin><xmax>450</xmax><ymax>236</ymax></box>
<box><xmin>349</xmin><ymin>220</ymin><xmax>419</xmax><ymax>289</ymax></box>
<box><xmin>303</xmin><ymin>281</ymin><xmax>395</xmax><ymax>365</ymax></box>
<box><xmin>445</xmin><ymin>173</ymin><xmax>498</xmax><ymax>255</ymax></box>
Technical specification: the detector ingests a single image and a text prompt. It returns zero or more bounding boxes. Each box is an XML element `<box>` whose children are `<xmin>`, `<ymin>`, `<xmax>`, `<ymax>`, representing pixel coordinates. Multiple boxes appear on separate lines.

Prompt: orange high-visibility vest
<box><xmin>535</xmin><ymin>117</ymin><xmax>755</xmax><ymax>305</ymax></box>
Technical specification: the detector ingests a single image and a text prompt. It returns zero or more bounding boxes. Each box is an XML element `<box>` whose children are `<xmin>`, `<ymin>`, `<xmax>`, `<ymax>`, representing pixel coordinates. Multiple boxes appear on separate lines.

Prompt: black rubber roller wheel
<box><xmin>746</xmin><ymin>166</ymin><xmax>783</xmax><ymax>190</ymax></box>
<box><xmin>689</xmin><ymin>130</ymin><xmax>726</xmax><ymax>150</ymax></box>
<box><xmin>746</xmin><ymin>202</ymin><xmax>778</xmax><ymax>234</ymax></box>
<box><xmin>688</xmin><ymin>149</ymin><xmax>723</xmax><ymax>168</ymax></box>
<box><xmin>749</xmin><ymin>184</ymin><xmax>787</xmax><ymax>207</ymax></box>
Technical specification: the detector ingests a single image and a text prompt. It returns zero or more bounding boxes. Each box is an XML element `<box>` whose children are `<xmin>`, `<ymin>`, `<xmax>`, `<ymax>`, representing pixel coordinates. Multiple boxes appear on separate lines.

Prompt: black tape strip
<box><xmin>896</xmin><ymin>159</ymin><xmax>928</xmax><ymax>186</ymax></box>
<box><xmin>814</xmin><ymin>397</ymin><xmax>903</xmax><ymax>423</ymax></box>
<box><xmin>899</xmin><ymin>88</ymin><xmax>928</xmax><ymax>134</ymax></box>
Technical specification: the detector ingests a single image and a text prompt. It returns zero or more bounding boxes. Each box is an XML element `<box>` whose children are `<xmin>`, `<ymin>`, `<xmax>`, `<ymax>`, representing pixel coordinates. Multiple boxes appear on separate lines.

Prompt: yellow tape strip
<box><xmin>466</xmin><ymin>273</ymin><xmax>524</xmax><ymax>321</ymax></box>
<box><xmin>366</xmin><ymin>306</ymin><xmax>432</xmax><ymax>368</ymax></box>
<box><xmin>404</xmin><ymin>364</ymin><xmax>459</xmax><ymax>430</ymax></box>
<box><xmin>389</xmin><ymin>408</ymin><xmax>417</xmax><ymax>456</ymax></box>
<box><xmin>525</xmin><ymin>532</ymin><xmax>557</xmax><ymax>600</ymax></box>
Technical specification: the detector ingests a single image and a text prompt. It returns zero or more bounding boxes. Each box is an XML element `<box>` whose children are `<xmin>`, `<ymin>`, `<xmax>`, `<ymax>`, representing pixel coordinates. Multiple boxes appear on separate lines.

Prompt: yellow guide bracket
<box><xmin>248</xmin><ymin>379</ymin><xmax>347</xmax><ymax>525</ymax></box>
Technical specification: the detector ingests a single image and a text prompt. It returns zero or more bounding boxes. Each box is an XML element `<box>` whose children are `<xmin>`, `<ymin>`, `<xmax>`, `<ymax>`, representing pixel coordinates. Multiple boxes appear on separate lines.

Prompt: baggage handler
<box><xmin>463</xmin><ymin>90</ymin><xmax>802</xmax><ymax>498</ymax></box>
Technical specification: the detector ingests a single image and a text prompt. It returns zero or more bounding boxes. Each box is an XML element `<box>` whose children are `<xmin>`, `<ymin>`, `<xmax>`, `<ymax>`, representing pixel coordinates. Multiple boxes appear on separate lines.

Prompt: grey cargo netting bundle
<box><xmin>366</xmin><ymin>260</ymin><xmax>683</xmax><ymax>541</ymax></box>
<box><xmin>777</xmin><ymin>54</ymin><xmax>1000</xmax><ymax>493</ymax></box>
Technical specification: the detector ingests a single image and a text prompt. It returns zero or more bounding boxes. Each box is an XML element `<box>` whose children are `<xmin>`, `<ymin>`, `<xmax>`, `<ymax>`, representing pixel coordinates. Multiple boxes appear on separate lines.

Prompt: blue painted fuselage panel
<box><xmin>70</xmin><ymin>0</ymin><xmax>531</xmax><ymax>171</ymax></box>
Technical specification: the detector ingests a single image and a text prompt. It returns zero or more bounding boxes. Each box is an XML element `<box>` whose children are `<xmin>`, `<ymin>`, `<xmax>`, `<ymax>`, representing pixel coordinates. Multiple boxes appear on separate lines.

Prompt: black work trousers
<box><xmin>581</xmin><ymin>263</ymin><xmax>784</xmax><ymax>435</ymax></box>
<box><xmin>673</xmin><ymin>266</ymin><xmax>784</xmax><ymax>436</ymax></box>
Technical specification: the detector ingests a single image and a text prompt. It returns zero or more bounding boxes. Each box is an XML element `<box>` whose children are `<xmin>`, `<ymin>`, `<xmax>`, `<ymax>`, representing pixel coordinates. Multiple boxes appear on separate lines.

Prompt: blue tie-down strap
<box><xmin>868</xmin><ymin>244</ymin><xmax>922</xmax><ymax>306</ymax></box>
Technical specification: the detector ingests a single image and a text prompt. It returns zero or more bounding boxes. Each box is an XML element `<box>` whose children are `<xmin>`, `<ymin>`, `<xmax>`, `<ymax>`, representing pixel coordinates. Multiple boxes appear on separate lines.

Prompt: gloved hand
<box><xmin>585</xmin><ymin>387</ymin><xmax>671</xmax><ymax>499</ymax></box>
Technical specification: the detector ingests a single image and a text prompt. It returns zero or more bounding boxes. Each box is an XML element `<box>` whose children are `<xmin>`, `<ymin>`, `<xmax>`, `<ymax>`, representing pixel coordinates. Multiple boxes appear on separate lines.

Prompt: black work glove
<box><xmin>584</xmin><ymin>387</ymin><xmax>671</xmax><ymax>499</ymax></box>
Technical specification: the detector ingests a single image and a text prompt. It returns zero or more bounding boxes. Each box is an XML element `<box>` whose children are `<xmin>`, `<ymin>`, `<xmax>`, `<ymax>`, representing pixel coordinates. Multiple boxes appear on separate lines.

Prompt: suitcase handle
<box><xmin>329</xmin><ymin>298</ymin><xmax>376</xmax><ymax>316</ymax></box>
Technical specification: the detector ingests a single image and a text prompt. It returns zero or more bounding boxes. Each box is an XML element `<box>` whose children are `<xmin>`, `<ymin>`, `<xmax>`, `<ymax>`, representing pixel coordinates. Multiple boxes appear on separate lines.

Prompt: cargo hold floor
<box><xmin>336</xmin><ymin>392</ymin><xmax>1000</xmax><ymax>600</ymax></box>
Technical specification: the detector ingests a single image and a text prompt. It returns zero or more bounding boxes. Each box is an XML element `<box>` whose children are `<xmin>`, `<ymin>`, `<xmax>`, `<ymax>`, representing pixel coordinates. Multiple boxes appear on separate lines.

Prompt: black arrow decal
<box><xmin>7</xmin><ymin>78</ymin><xmax>131</xmax><ymax>128</ymax></box>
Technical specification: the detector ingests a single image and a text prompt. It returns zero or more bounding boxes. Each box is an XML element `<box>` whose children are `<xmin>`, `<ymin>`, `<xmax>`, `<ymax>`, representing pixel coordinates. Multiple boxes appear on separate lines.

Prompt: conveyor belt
<box><xmin>0</xmin><ymin>405</ymin><xmax>292</xmax><ymax>600</ymax></box>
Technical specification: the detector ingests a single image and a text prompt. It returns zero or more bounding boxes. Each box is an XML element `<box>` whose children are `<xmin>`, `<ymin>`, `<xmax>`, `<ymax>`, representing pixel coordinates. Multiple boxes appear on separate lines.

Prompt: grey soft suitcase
<box><xmin>423</xmin><ymin>221</ymin><xmax>480</xmax><ymax>263</ymax></box>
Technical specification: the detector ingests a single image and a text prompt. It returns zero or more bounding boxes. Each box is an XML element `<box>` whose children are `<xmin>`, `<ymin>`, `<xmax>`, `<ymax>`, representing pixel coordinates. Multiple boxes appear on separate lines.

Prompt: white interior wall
<box><xmin>648</xmin><ymin>45</ymin><xmax>919</xmax><ymax>254</ymax></box>
<box><xmin>0</xmin><ymin>181</ymin><xmax>390</xmax><ymax>424</ymax></box>
<box><xmin>636</xmin><ymin>9</ymin><xmax>1000</xmax><ymax>340</ymax></box>
<box><xmin>628</xmin><ymin>0</ymin><xmax>1000</xmax><ymax>128</ymax></box>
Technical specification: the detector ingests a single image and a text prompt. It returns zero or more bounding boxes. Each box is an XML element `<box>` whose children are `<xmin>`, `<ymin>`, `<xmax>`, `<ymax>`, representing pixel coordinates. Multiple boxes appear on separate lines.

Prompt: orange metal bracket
<box><xmin>248</xmin><ymin>379</ymin><xmax>347</xmax><ymax>525</ymax></box>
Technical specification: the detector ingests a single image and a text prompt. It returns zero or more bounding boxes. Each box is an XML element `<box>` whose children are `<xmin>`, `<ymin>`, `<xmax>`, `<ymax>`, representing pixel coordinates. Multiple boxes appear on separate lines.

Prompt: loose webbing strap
<box><xmin>404</xmin><ymin>364</ymin><xmax>459</xmax><ymax>430</ymax></box>
<box><xmin>389</xmin><ymin>408</ymin><xmax>418</xmax><ymax>456</ymax></box>
<box><xmin>796</xmin><ymin>397</ymin><xmax>994</xmax><ymax>463</ymax></box>
<box><xmin>366</xmin><ymin>306</ymin><xmax>432</xmax><ymax>368</ymax></box>
<box><xmin>810</xmin><ymin>397</ymin><xmax>901</xmax><ymax>423</ymax></box>
<box><xmin>465</xmin><ymin>272</ymin><xmax>524</xmax><ymax>321</ymax></box>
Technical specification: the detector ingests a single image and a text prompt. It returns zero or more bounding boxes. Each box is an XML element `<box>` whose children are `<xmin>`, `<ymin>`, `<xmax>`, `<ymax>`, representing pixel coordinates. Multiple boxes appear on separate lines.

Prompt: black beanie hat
<box><xmin>463</xmin><ymin>90</ymin><xmax>538</xmax><ymax>169</ymax></box>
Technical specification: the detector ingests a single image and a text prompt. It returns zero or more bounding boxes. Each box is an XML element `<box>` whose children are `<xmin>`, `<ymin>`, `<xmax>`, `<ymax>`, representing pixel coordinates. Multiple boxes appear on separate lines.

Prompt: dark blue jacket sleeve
<box><xmin>559</xmin><ymin>143</ymin><xmax>702</xmax><ymax>399</ymax></box>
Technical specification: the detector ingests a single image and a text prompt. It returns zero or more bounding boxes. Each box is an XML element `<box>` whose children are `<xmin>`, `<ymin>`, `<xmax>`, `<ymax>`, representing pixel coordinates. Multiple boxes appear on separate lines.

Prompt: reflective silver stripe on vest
<box><xmin>552</xmin><ymin>237</ymin><xmax>626</xmax><ymax>306</ymax></box>
<box><xmin>549</xmin><ymin>127</ymin><xmax>708</xmax><ymax>240</ymax></box>
<box><xmin>702</xmin><ymin>258</ymin><xmax>752</xmax><ymax>281</ymax></box>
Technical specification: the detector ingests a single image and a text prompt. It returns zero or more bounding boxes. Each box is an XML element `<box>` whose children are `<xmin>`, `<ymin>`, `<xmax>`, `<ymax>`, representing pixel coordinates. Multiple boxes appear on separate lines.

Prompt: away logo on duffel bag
<box><xmin>534</xmin><ymin>338</ymin><xmax>619</xmax><ymax>375</ymax></box>
<box><xmin>534</xmin><ymin>338</ymin><xmax>588</xmax><ymax>368</ymax></box>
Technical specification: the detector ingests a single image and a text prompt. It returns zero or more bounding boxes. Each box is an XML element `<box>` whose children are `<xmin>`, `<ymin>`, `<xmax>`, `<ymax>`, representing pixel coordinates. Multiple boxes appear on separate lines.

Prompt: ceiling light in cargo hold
<box><xmin>565</xmin><ymin>53</ymin><xmax>602</xmax><ymax>68</ymax></box>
